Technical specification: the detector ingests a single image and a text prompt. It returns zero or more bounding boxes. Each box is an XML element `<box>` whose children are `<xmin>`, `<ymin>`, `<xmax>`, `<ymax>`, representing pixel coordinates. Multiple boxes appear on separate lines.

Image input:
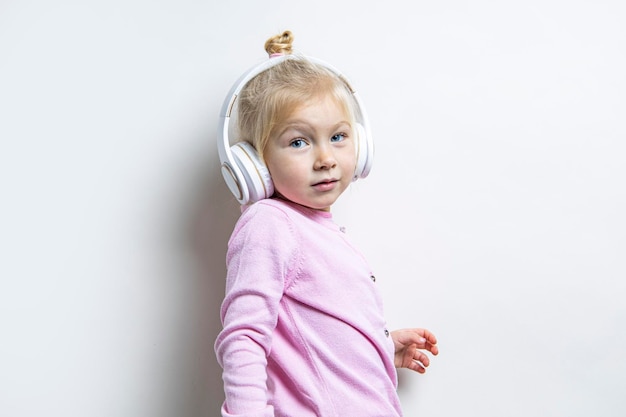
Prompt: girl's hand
<box><xmin>390</xmin><ymin>328</ymin><xmax>439</xmax><ymax>373</ymax></box>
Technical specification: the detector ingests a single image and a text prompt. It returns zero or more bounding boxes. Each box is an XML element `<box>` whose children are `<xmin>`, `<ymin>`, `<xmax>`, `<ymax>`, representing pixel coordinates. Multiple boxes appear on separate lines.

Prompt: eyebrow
<box><xmin>278</xmin><ymin>120</ymin><xmax>352</xmax><ymax>135</ymax></box>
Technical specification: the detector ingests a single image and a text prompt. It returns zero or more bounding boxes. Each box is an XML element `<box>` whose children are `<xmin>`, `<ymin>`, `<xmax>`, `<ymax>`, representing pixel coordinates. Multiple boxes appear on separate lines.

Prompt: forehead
<box><xmin>295</xmin><ymin>94</ymin><xmax>346</xmax><ymax>113</ymax></box>
<box><xmin>283</xmin><ymin>93</ymin><xmax>353</xmax><ymax>125</ymax></box>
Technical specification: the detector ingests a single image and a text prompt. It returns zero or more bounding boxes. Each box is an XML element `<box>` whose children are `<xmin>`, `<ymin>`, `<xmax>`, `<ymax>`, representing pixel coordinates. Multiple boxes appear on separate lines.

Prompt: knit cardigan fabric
<box><xmin>215</xmin><ymin>198</ymin><xmax>402</xmax><ymax>417</ymax></box>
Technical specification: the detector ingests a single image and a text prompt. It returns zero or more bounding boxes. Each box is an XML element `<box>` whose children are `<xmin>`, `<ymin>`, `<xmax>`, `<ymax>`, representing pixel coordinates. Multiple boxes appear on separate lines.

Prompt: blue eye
<box><xmin>290</xmin><ymin>139</ymin><xmax>306</xmax><ymax>148</ymax></box>
<box><xmin>331</xmin><ymin>133</ymin><xmax>346</xmax><ymax>143</ymax></box>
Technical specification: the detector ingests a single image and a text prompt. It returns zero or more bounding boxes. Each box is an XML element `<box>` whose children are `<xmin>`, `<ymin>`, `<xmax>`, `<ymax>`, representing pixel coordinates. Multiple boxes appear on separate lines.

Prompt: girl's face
<box><xmin>264</xmin><ymin>95</ymin><xmax>357</xmax><ymax>211</ymax></box>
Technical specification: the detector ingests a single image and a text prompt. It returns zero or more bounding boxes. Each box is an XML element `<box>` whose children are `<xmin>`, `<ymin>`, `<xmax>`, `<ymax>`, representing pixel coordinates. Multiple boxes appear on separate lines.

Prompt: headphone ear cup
<box><xmin>353</xmin><ymin>123</ymin><xmax>373</xmax><ymax>180</ymax></box>
<box><xmin>230</xmin><ymin>141</ymin><xmax>274</xmax><ymax>203</ymax></box>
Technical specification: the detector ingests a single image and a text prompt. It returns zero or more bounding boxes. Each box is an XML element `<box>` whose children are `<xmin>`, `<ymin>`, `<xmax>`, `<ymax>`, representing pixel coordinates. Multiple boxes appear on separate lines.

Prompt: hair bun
<box><xmin>264</xmin><ymin>30</ymin><xmax>294</xmax><ymax>56</ymax></box>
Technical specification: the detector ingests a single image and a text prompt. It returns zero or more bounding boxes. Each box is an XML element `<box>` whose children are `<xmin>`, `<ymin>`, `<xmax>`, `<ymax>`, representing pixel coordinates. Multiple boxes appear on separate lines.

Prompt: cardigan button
<box><xmin>370</xmin><ymin>275</ymin><xmax>376</xmax><ymax>282</ymax></box>
<box><xmin>384</xmin><ymin>329</ymin><xmax>390</xmax><ymax>337</ymax></box>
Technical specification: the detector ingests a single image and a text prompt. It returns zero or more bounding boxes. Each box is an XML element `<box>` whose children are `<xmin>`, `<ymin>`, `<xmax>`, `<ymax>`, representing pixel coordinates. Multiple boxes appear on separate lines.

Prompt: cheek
<box><xmin>266</xmin><ymin>158</ymin><xmax>302</xmax><ymax>186</ymax></box>
<box><xmin>339</xmin><ymin>148</ymin><xmax>357</xmax><ymax>170</ymax></box>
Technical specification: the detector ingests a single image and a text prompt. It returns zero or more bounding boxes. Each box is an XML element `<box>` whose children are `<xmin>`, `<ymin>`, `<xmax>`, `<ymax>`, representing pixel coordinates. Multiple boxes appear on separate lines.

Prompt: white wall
<box><xmin>1</xmin><ymin>1</ymin><xmax>624</xmax><ymax>416</ymax></box>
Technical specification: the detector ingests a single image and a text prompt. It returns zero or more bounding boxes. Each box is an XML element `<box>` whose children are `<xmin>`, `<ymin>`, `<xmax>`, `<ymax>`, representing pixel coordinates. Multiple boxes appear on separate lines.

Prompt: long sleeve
<box><xmin>214</xmin><ymin>203</ymin><xmax>298</xmax><ymax>417</ymax></box>
<box><xmin>215</xmin><ymin>199</ymin><xmax>401</xmax><ymax>417</ymax></box>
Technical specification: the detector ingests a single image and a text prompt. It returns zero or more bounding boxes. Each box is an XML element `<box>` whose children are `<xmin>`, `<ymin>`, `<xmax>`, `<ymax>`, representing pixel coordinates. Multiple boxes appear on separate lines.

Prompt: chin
<box><xmin>280</xmin><ymin>192</ymin><xmax>341</xmax><ymax>211</ymax></box>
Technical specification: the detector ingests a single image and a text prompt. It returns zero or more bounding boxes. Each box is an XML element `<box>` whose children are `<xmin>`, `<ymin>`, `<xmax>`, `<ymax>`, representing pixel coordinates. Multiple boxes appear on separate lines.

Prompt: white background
<box><xmin>1</xmin><ymin>0</ymin><xmax>625</xmax><ymax>416</ymax></box>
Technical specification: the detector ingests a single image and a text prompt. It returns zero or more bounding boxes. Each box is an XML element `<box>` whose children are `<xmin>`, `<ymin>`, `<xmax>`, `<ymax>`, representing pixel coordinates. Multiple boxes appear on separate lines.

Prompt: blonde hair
<box><xmin>237</xmin><ymin>30</ymin><xmax>357</xmax><ymax>161</ymax></box>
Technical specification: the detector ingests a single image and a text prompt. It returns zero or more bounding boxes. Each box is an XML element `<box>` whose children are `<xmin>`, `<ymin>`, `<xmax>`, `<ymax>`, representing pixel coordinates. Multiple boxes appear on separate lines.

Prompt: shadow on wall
<box><xmin>186</xmin><ymin>144</ymin><xmax>240</xmax><ymax>417</ymax></box>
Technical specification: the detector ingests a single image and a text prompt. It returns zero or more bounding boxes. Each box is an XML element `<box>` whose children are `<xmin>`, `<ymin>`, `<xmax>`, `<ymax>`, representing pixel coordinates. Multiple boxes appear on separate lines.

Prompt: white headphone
<box><xmin>217</xmin><ymin>54</ymin><xmax>374</xmax><ymax>205</ymax></box>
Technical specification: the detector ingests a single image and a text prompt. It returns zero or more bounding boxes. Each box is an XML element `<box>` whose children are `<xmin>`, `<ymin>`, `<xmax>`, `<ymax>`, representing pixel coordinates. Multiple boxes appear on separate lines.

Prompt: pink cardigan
<box><xmin>215</xmin><ymin>199</ymin><xmax>402</xmax><ymax>417</ymax></box>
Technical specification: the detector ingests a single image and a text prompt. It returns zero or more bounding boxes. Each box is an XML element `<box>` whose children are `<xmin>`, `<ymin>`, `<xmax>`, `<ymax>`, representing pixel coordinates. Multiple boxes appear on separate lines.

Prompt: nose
<box><xmin>314</xmin><ymin>143</ymin><xmax>337</xmax><ymax>170</ymax></box>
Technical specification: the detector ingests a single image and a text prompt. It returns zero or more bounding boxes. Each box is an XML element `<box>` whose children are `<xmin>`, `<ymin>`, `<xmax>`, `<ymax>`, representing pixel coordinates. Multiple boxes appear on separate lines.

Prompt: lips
<box><xmin>312</xmin><ymin>178</ymin><xmax>339</xmax><ymax>191</ymax></box>
<box><xmin>313</xmin><ymin>178</ymin><xmax>337</xmax><ymax>185</ymax></box>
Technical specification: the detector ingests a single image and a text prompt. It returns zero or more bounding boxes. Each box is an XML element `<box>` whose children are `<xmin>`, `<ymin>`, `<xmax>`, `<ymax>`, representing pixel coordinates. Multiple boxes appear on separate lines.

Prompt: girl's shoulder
<box><xmin>240</xmin><ymin>198</ymin><xmax>294</xmax><ymax>223</ymax></box>
<box><xmin>233</xmin><ymin>198</ymin><xmax>333</xmax><ymax>239</ymax></box>
<box><xmin>231</xmin><ymin>198</ymin><xmax>297</xmax><ymax>239</ymax></box>
<box><xmin>227</xmin><ymin>199</ymin><xmax>305</xmax><ymax>259</ymax></box>
<box><xmin>241</xmin><ymin>198</ymin><xmax>324</xmax><ymax>223</ymax></box>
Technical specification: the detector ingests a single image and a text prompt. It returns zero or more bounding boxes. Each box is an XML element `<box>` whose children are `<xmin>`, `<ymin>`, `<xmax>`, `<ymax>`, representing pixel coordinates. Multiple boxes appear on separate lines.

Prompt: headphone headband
<box><xmin>218</xmin><ymin>54</ymin><xmax>373</xmax><ymax>205</ymax></box>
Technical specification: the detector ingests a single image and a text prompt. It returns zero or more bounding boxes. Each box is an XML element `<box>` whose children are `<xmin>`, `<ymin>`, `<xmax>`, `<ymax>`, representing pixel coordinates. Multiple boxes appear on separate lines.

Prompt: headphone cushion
<box><xmin>230</xmin><ymin>141</ymin><xmax>274</xmax><ymax>203</ymax></box>
<box><xmin>354</xmin><ymin>123</ymin><xmax>369</xmax><ymax>179</ymax></box>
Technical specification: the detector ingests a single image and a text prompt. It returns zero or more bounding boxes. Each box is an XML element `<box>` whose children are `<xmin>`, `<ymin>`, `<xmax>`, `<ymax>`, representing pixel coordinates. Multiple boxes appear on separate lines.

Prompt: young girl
<box><xmin>215</xmin><ymin>30</ymin><xmax>438</xmax><ymax>417</ymax></box>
